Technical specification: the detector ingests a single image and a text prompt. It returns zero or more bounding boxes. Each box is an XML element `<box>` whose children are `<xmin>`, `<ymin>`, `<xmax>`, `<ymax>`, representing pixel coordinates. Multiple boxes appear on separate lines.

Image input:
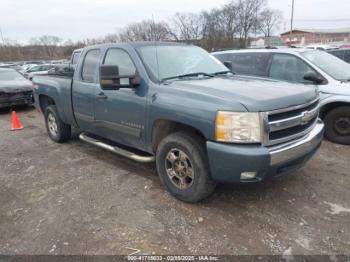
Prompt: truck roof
<box><xmin>84</xmin><ymin>41</ymin><xmax>188</xmax><ymax>50</ymax></box>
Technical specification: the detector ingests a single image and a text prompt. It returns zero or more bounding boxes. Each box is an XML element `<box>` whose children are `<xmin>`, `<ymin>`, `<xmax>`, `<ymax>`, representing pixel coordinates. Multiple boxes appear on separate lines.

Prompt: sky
<box><xmin>0</xmin><ymin>0</ymin><xmax>350</xmax><ymax>44</ymax></box>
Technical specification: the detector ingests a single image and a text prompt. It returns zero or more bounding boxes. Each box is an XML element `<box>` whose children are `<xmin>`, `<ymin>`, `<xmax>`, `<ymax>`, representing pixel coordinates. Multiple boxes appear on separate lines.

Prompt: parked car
<box><xmin>306</xmin><ymin>44</ymin><xmax>336</xmax><ymax>51</ymax></box>
<box><xmin>22</xmin><ymin>64</ymin><xmax>39</xmax><ymax>71</ymax></box>
<box><xmin>33</xmin><ymin>42</ymin><xmax>323</xmax><ymax>202</ymax></box>
<box><xmin>0</xmin><ymin>68</ymin><xmax>34</xmax><ymax>108</ymax></box>
<box><xmin>327</xmin><ymin>48</ymin><xmax>350</xmax><ymax>63</ymax></box>
<box><xmin>26</xmin><ymin>64</ymin><xmax>55</xmax><ymax>78</ymax></box>
<box><xmin>22</xmin><ymin>61</ymin><xmax>43</xmax><ymax>71</ymax></box>
<box><xmin>212</xmin><ymin>48</ymin><xmax>350</xmax><ymax>145</ymax></box>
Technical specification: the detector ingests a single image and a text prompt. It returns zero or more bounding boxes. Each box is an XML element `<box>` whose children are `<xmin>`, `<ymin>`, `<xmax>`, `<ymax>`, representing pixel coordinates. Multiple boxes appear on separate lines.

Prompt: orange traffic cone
<box><xmin>11</xmin><ymin>111</ymin><xmax>24</xmax><ymax>131</ymax></box>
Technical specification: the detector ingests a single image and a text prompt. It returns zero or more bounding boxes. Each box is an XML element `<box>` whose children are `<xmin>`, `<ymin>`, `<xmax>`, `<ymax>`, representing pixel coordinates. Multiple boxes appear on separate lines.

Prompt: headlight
<box><xmin>215</xmin><ymin>111</ymin><xmax>262</xmax><ymax>143</ymax></box>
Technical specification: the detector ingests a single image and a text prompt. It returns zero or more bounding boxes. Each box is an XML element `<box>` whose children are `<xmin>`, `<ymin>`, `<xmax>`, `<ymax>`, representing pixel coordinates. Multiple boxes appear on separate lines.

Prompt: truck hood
<box><xmin>0</xmin><ymin>80</ymin><xmax>33</xmax><ymax>93</ymax></box>
<box><xmin>168</xmin><ymin>76</ymin><xmax>319</xmax><ymax>112</ymax></box>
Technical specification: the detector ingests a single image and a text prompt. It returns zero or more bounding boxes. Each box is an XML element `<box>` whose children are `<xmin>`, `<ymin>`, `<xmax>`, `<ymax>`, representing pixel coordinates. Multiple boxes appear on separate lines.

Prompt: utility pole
<box><xmin>289</xmin><ymin>0</ymin><xmax>295</xmax><ymax>46</ymax></box>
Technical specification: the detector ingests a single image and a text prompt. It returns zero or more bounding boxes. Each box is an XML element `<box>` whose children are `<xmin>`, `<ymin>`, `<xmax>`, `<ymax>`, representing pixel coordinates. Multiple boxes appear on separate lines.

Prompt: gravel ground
<box><xmin>0</xmin><ymin>107</ymin><xmax>349</xmax><ymax>256</ymax></box>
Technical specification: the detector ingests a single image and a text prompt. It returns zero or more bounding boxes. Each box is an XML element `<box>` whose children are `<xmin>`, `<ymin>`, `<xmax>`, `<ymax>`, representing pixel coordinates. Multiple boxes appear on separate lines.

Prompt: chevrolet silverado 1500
<box><xmin>33</xmin><ymin>42</ymin><xmax>324</xmax><ymax>202</ymax></box>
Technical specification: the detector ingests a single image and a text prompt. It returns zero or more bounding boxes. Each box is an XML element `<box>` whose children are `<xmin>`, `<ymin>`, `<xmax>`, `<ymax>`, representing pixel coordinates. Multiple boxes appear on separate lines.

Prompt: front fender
<box><xmin>144</xmin><ymin>86</ymin><xmax>248</xmax><ymax>151</ymax></box>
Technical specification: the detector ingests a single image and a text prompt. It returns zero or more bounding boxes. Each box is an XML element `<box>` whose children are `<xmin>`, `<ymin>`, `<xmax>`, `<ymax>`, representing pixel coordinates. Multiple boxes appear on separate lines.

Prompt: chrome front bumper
<box><xmin>269</xmin><ymin>119</ymin><xmax>324</xmax><ymax>166</ymax></box>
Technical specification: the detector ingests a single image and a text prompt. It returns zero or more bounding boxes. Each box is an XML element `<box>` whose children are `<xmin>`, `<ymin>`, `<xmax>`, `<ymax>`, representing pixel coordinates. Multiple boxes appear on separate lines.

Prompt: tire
<box><xmin>44</xmin><ymin>105</ymin><xmax>71</xmax><ymax>143</ymax></box>
<box><xmin>324</xmin><ymin>106</ymin><xmax>350</xmax><ymax>145</ymax></box>
<box><xmin>156</xmin><ymin>132</ymin><xmax>216</xmax><ymax>203</ymax></box>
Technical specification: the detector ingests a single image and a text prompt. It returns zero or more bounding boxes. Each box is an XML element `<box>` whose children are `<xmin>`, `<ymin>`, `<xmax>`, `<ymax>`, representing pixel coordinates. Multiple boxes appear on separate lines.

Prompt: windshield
<box><xmin>137</xmin><ymin>45</ymin><xmax>228</xmax><ymax>82</ymax></box>
<box><xmin>0</xmin><ymin>70</ymin><xmax>26</xmax><ymax>81</ymax></box>
<box><xmin>301</xmin><ymin>50</ymin><xmax>350</xmax><ymax>81</ymax></box>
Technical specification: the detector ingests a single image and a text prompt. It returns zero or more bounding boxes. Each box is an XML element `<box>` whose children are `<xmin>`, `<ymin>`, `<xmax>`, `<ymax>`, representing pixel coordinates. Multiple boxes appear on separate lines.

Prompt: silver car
<box><xmin>212</xmin><ymin>48</ymin><xmax>350</xmax><ymax>145</ymax></box>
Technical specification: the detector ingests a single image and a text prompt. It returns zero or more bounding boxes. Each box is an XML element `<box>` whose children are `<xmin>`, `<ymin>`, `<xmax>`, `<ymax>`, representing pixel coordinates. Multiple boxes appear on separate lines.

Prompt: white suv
<box><xmin>212</xmin><ymin>48</ymin><xmax>350</xmax><ymax>145</ymax></box>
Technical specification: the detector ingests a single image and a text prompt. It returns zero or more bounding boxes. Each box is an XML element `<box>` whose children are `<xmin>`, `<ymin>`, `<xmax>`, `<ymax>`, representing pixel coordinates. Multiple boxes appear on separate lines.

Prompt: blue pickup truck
<box><xmin>33</xmin><ymin>42</ymin><xmax>324</xmax><ymax>202</ymax></box>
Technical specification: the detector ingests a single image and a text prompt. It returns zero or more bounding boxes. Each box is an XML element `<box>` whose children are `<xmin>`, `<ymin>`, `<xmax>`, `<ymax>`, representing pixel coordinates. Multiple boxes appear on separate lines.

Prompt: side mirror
<box><xmin>303</xmin><ymin>71</ymin><xmax>324</xmax><ymax>84</ymax></box>
<box><xmin>223</xmin><ymin>61</ymin><xmax>233</xmax><ymax>71</ymax></box>
<box><xmin>99</xmin><ymin>65</ymin><xmax>140</xmax><ymax>89</ymax></box>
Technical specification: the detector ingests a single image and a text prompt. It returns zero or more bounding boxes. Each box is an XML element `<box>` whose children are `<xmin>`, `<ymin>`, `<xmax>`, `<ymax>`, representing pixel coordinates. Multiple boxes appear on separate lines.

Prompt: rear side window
<box><xmin>213</xmin><ymin>53</ymin><xmax>231</xmax><ymax>62</ymax></box>
<box><xmin>216</xmin><ymin>53</ymin><xmax>271</xmax><ymax>77</ymax></box>
<box><xmin>72</xmin><ymin>52</ymin><xmax>81</xmax><ymax>65</ymax></box>
<box><xmin>81</xmin><ymin>49</ymin><xmax>100</xmax><ymax>82</ymax></box>
<box><xmin>344</xmin><ymin>50</ymin><xmax>350</xmax><ymax>63</ymax></box>
<box><xmin>103</xmin><ymin>49</ymin><xmax>136</xmax><ymax>75</ymax></box>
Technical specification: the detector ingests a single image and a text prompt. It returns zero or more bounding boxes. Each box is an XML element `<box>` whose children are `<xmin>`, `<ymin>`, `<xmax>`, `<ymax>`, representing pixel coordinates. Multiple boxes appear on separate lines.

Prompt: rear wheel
<box><xmin>324</xmin><ymin>106</ymin><xmax>350</xmax><ymax>145</ymax></box>
<box><xmin>156</xmin><ymin>132</ymin><xmax>216</xmax><ymax>203</ymax></box>
<box><xmin>44</xmin><ymin>105</ymin><xmax>71</xmax><ymax>143</ymax></box>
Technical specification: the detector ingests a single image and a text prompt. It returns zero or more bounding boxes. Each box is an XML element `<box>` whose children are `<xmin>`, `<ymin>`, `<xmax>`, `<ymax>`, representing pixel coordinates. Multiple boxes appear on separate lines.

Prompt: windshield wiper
<box><xmin>161</xmin><ymin>72</ymin><xmax>214</xmax><ymax>82</ymax></box>
<box><xmin>213</xmin><ymin>70</ymin><xmax>235</xmax><ymax>75</ymax></box>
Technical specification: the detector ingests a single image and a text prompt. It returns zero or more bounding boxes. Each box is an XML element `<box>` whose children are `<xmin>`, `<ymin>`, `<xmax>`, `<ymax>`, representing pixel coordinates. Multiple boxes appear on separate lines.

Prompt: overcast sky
<box><xmin>1</xmin><ymin>0</ymin><xmax>350</xmax><ymax>44</ymax></box>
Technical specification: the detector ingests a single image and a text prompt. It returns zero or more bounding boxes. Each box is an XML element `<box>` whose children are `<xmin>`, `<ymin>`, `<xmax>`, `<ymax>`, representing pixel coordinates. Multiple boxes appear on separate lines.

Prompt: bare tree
<box><xmin>171</xmin><ymin>13</ymin><xmax>203</xmax><ymax>41</ymax></box>
<box><xmin>29</xmin><ymin>35</ymin><xmax>62</xmax><ymax>58</ymax></box>
<box><xmin>201</xmin><ymin>2</ymin><xmax>242</xmax><ymax>50</ymax></box>
<box><xmin>258</xmin><ymin>8</ymin><xmax>283</xmax><ymax>38</ymax></box>
<box><xmin>118</xmin><ymin>20</ymin><xmax>172</xmax><ymax>42</ymax></box>
<box><xmin>0</xmin><ymin>39</ymin><xmax>22</xmax><ymax>61</ymax></box>
<box><xmin>235</xmin><ymin>0</ymin><xmax>266</xmax><ymax>47</ymax></box>
<box><xmin>221</xmin><ymin>2</ymin><xmax>239</xmax><ymax>41</ymax></box>
<box><xmin>104</xmin><ymin>33</ymin><xmax>120</xmax><ymax>43</ymax></box>
<box><xmin>201</xmin><ymin>8</ymin><xmax>231</xmax><ymax>50</ymax></box>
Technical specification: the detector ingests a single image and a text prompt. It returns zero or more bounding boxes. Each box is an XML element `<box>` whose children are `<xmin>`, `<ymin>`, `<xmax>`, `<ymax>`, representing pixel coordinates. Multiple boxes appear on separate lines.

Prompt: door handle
<box><xmin>96</xmin><ymin>92</ymin><xmax>108</xmax><ymax>100</ymax></box>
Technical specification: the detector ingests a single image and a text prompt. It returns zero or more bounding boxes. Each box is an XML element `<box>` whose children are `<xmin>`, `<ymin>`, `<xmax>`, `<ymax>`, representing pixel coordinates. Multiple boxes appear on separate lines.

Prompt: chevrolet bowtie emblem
<box><xmin>301</xmin><ymin>111</ymin><xmax>314</xmax><ymax>125</ymax></box>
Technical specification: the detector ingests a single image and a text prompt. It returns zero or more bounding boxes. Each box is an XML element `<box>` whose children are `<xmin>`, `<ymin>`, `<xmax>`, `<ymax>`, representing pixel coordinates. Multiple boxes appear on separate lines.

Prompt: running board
<box><xmin>79</xmin><ymin>133</ymin><xmax>155</xmax><ymax>163</ymax></box>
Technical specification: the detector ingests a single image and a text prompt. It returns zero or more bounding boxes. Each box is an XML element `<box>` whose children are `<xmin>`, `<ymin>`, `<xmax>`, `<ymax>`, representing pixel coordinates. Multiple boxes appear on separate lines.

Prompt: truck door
<box><xmin>93</xmin><ymin>48</ymin><xmax>147</xmax><ymax>149</ymax></box>
<box><xmin>72</xmin><ymin>49</ymin><xmax>101</xmax><ymax>132</ymax></box>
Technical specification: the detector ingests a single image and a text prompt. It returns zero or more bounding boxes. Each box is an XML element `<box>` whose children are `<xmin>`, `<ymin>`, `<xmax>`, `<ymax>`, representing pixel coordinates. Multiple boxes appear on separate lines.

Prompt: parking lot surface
<box><xmin>0</xmin><ymin>107</ymin><xmax>349</xmax><ymax>255</ymax></box>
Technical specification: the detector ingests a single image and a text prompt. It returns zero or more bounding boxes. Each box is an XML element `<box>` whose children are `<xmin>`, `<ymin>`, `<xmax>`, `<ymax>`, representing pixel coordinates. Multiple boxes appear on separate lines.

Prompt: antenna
<box><xmin>152</xmin><ymin>14</ymin><xmax>161</xmax><ymax>83</ymax></box>
<box><xmin>0</xmin><ymin>26</ymin><xmax>5</xmax><ymax>45</ymax></box>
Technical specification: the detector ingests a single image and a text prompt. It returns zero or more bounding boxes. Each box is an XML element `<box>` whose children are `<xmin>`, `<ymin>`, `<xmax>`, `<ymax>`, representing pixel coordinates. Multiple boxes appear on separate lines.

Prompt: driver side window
<box><xmin>269</xmin><ymin>54</ymin><xmax>317</xmax><ymax>84</ymax></box>
<box><xmin>103</xmin><ymin>49</ymin><xmax>136</xmax><ymax>76</ymax></box>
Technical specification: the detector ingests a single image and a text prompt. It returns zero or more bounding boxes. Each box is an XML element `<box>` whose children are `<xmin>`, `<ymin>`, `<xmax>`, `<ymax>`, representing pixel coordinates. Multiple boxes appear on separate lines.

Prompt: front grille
<box><xmin>264</xmin><ymin>98</ymin><xmax>320</xmax><ymax>146</ymax></box>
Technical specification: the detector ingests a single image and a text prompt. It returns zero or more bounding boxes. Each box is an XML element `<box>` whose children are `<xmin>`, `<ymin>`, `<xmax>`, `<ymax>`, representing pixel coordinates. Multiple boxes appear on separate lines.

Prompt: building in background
<box><xmin>250</xmin><ymin>36</ymin><xmax>286</xmax><ymax>48</ymax></box>
<box><xmin>280</xmin><ymin>28</ymin><xmax>350</xmax><ymax>47</ymax></box>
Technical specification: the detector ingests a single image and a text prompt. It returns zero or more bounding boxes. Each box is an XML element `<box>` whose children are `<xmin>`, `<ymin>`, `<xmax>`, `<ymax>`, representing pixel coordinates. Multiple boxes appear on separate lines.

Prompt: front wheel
<box><xmin>44</xmin><ymin>105</ymin><xmax>71</xmax><ymax>143</ymax></box>
<box><xmin>156</xmin><ymin>132</ymin><xmax>216</xmax><ymax>203</ymax></box>
<box><xmin>324</xmin><ymin>106</ymin><xmax>350</xmax><ymax>145</ymax></box>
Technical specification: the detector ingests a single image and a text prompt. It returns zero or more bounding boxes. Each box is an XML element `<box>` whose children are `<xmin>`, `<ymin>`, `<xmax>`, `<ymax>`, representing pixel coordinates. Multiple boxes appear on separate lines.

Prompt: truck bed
<box><xmin>33</xmin><ymin>75</ymin><xmax>76</xmax><ymax>126</ymax></box>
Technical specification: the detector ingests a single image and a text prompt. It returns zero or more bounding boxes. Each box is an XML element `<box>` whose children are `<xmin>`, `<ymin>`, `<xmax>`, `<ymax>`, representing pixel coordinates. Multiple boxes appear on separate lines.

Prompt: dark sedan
<box><xmin>0</xmin><ymin>68</ymin><xmax>34</xmax><ymax>108</ymax></box>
